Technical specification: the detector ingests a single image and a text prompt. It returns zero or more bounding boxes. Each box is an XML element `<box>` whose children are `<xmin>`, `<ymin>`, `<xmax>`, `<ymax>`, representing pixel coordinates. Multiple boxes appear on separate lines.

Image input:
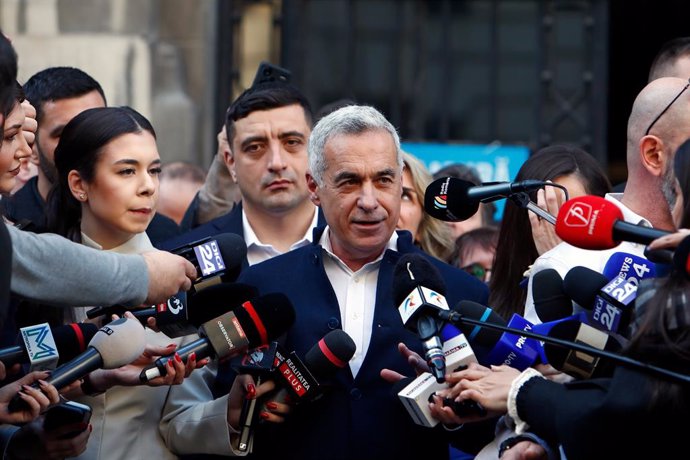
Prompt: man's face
<box><xmin>308</xmin><ymin>129</ymin><xmax>402</xmax><ymax>265</ymax></box>
<box><xmin>34</xmin><ymin>90</ymin><xmax>105</xmax><ymax>183</ymax></box>
<box><xmin>226</xmin><ymin>104</ymin><xmax>311</xmax><ymax>215</ymax></box>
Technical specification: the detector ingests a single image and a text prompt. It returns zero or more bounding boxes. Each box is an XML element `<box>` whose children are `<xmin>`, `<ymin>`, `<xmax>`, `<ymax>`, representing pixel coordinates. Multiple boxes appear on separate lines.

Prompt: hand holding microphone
<box><xmin>8</xmin><ymin>317</ymin><xmax>146</xmax><ymax>412</ymax></box>
<box><xmin>0</xmin><ymin>371</ymin><xmax>61</xmax><ymax>424</ymax></box>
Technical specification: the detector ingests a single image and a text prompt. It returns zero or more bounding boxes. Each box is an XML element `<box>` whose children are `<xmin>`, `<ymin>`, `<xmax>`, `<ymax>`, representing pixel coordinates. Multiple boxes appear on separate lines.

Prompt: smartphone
<box><xmin>43</xmin><ymin>401</ymin><xmax>92</xmax><ymax>439</ymax></box>
<box><xmin>252</xmin><ymin>61</ymin><xmax>291</xmax><ymax>87</ymax></box>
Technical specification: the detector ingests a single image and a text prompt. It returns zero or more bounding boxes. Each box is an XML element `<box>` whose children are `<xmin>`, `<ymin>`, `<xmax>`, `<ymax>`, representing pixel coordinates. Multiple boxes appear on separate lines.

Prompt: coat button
<box><xmin>327</xmin><ymin>317</ymin><xmax>340</xmax><ymax>329</ymax></box>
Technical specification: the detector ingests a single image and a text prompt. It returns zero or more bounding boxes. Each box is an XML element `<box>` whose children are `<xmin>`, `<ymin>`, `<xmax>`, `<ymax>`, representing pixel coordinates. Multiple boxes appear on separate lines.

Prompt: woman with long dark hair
<box><xmin>489</xmin><ymin>144</ymin><xmax>611</xmax><ymax>320</ymax></box>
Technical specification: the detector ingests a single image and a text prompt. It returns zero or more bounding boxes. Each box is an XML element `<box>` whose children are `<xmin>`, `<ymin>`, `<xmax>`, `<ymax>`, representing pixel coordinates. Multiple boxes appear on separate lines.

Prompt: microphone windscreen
<box><xmin>89</xmin><ymin>317</ymin><xmax>146</xmax><ymax>368</ymax></box>
<box><xmin>392</xmin><ymin>253</ymin><xmax>447</xmax><ymax>306</ymax></box>
<box><xmin>544</xmin><ymin>320</ymin><xmax>622</xmax><ymax>377</ymax></box>
<box><xmin>53</xmin><ymin>323</ymin><xmax>99</xmax><ymax>365</ymax></box>
<box><xmin>214</xmin><ymin>233</ymin><xmax>248</xmax><ymax>282</ymax></box>
<box><xmin>235</xmin><ymin>293</ymin><xmax>296</xmax><ymax>347</ymax></box>
<box><xmin>187</xmin><ymin>282</ymin><xmax>259</xmax><ymax>327</ymax></box>
<box><xmin>562</xmin><ymin>266</ymin><xmax>609</xmax><ymax>309</ymax></box>
<box><xmin>304</xmin><ymin>329</ymin><xmax>356</xmax><ymax>378</ymax></box>
<box><xmin>423</xmin><ymin>177</ymin><xmax>479</xmax><ymax>222</ymax></box>
<box><xmin>452</xmin><ymin>300</ymin><xmax>504</xmax><ymax>348</ymax></box>
<box><xmin>555</xmin><ymin>196</ymin><xmax>624</xmax><ymax>250</ymax></box>
<box><xmin>672</xmin><ymin>234</ymin><xmax>690</xmax><ymax>278</ymax></box>
<box><xmin>533</xmin><ymin>269</ymin><xmax>572</xmax><ymax>323</ymax></box>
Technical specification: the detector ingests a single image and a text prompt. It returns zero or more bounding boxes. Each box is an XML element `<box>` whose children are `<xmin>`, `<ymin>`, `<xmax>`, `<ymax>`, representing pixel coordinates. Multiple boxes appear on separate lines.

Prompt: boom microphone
<box><xmin>1</xmin><ymin>323</ymin><xmax>99</xmax><ymax>371</ymax></box>
<box><xmin>139</xmin><ymin>293</ymin><xmax>295</xmax><ymax>382</ymax></box>
<box><xmin>392</xmin><ymin>254</ymin><xmax>450</xmax><ymax>382</ymax></box>
<box><xmin>8</xmin><ymin>318</ymin><xmax>146</xmax><ymax>412</ymax></box>
<box><xmin>555</xmin><ymin>195</ymin><xmax>669</xmax><ymax>250</ymax></box>
<box><xmin>424</xmin><ymin>177</ymin><xmax>548</xmax><ymax>222</ymax></box>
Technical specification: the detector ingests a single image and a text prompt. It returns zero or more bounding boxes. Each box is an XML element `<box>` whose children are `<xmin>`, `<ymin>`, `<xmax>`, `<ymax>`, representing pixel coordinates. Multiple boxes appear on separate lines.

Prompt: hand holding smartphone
<box><xmin>43</xmin><ymin>401</ymin><xmax>92</xmax><ymax>440</ymax></box>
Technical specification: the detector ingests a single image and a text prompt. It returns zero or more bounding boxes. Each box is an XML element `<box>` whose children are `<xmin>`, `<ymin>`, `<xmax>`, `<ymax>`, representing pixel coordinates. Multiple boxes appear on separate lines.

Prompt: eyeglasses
<box><xmin>645</xmin><ymin>78</ymin><xmax>690</xmax><ymax>136</ymax></box>
<box><xmin>460</xmin><ymin>262</ymin><xmax>491</xmax><ymax>282</ymax></box>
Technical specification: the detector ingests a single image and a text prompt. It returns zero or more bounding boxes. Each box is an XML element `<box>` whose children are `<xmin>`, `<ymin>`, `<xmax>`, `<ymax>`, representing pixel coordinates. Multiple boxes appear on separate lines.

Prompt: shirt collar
<box><xmin>318</xmin><ymin>226</ymin><xmax>399</xmax><ymax>273</ymax></box>
<box><xmin>242</xmin><ymin>206</ymin><xmax>319</xmax><ymax>250</ymax></box>
<box><xmin>605</xmin><ymin>193</ymin><xmax>651</xmax><ymax>227</ymax></box>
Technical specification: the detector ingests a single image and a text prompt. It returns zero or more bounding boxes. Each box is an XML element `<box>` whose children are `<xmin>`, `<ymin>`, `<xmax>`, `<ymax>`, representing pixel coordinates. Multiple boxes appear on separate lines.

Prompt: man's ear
<box><xmin>224</xmin><ymin>147</ymin><xmax>237</xmax><ymax>183</ymax></box>
<box><xmin>306</xmin><ymin>173</ymin><xmax>321</xmax><ymax>206</ymax></box>
<box><xmin>639</xmin><ymin>135</ymin><xmax>665</xmax><ymax>177</ymax></box>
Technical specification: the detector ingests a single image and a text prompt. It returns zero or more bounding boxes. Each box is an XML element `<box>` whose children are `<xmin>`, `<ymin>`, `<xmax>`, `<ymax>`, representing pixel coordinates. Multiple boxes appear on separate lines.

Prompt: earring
<box><xmin>79</xmin><ymin>193</ymin><xmax>86</xmax><ymax>201</ymax></box>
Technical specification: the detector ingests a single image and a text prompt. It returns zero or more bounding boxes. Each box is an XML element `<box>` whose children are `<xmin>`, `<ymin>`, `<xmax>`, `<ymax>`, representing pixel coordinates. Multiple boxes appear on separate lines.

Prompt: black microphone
<box><xmin>532</xmin><ymin>269</ymin><xmax>573</xmax><ymax>323</ymax></box>
<box><xmin>8</xmin><ymin>318</ymin><xmax>146</xmax><ymax>412</ymax></box>
<box><xmin>173</xmin><ymin>232</ymin><xmax>247</xmax><ymax>283</ymax></box>
<box><xmin>1</xmin><ymin>323</ymin><xmax>99</xmax><ymax>371</ymax></box>
<box><xmin>563</xmin><ymin>266</ymin><xmax>637</xmax><ymax>335</ymax></box>
<box><xmin>126</xmin><ymin>283</ymin><xmax>259</xmax><ymax>338</ymax></box>
<box><xmin>424</xmin><ymin>177</ymin><xmax>548</xmax><ymax>222</ymax></box>
<box><xmin>392</xmin><ymin>254</ymin><xmax>450</xmax><ymax>383</ymax></box>
<box><xmin>543</xmin><ymin>319</ymin><xmax>624</xmax><ymax>379</ymax></box>
<box><xmin>139</xmin><ymin>293</ymin><xmax>295</xmax><ymax>382</ymax></box>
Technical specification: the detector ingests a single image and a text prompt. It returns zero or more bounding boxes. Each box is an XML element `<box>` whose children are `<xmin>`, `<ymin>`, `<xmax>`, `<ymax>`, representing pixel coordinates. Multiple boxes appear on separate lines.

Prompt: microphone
<box><xmin>424</xmin><ymin>177</ymin><xmax>548</xmax><ymax>222</ymax></box>
<box><xmin>139</xmin><ymin>293</ymin><xmax>295</xmax><ymax>382</ymax></box>
<box><xmin>237</xmin><ymin>330</ymin><xmax>356</xmax><ymax>452</ymax></box>
<box><xmin>8</xmin><ymin>318</ymin><xmax>146</xmax><ymax>412</ymax></box>
<box><xmin>392</xmin><ymin>254</ymin><xmax>450</xmax><ymax>382</ymax></box>
<box><xmin>130</xmin><ymin>283</ymin><xmax>259</xmax><ymax>338</ymax></box>
<box><xmin>172</xmin><ymin>232</ymin><xmax>247</xmax><ymax>283</ymax></box>
<box><xmin>602</xmin><ymin>252</ymin><xmax>656</xmax><ymax>284</ymax></box>
<box><xmin>454</xmin><ymin>301</ymin><xmax>541</xmax><ymax>371</ymax></box>
<box><xmin>543</xmin><ymin>319</ymin><xmax>624</xmax><ymax>379</ymax></box>
<box><xmin>532</xmin><ymin>269</ymin><xmax>573</xmax><ymax>323</ymax></box>
<box><xmin>555</xmin><ymin>195</ymin><xmax>670</xmax><ymax>250</ymax></box>
<box><xmin>1</xmin><ymin>323</ymin><xmax>99</xmax><ymax>371</ymax></box>
<box><xmin>563</xmin><ymin>266</ymin><xmax>637</xmax><ymax>335</ymax></box>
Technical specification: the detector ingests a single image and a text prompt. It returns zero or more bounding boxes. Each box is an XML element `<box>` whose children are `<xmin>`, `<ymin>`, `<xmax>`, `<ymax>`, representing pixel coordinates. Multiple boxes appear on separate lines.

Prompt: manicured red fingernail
<box><xmin>246</xmin><ymin>384</ymin><xmax>256</xmax><ymax>399</ymax></box>
<box><xmin>260</xmin><ymin>412</ymin><xmax>270</xmax><ymax>420</ymax></box>
<box><xmin>167</xmin><ymin>359</ymin><xmax>174</xmax><ymax>367</ymax></box>
<box><xmin>189</xmin><ymin>352</ymin><xmax>196</xmax><ymax>361</ymax></box>
<box><xmin>174</xmin><ymin>353</ymin><xmax>182</xmax><ymax>363</ymax></box>
<box><xmin>266</xmin><ymin>402</ymin><xmax>278</xmax><ymax>410</ymax></box>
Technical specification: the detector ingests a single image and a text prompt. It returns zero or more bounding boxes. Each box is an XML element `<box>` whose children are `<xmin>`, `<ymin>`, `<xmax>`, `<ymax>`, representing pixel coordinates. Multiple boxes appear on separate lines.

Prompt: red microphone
<box><xmin>555</xmin><ymin>196</ymin><xmax>670</xmax><ymax>250</ymax></box>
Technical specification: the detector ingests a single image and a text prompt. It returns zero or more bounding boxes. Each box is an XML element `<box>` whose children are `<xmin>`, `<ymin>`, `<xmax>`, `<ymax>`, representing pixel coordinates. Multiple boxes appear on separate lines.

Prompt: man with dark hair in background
<box><xmin>1</xmin><ymin>66</ymin><xmax>179</xmax><ymax>245</ymax></box>
<box><xmin>162</xmin><ymin>82</ymin><xmax>324</xmax><ymax>266</ymax></box>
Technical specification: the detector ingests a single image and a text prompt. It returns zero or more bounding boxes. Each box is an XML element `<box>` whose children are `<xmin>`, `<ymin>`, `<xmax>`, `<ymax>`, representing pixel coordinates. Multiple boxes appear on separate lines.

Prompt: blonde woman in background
<box><xmin>396</xmin><ymin>151</ymin><xmax>455</xmax><ymax>261</ymax></box>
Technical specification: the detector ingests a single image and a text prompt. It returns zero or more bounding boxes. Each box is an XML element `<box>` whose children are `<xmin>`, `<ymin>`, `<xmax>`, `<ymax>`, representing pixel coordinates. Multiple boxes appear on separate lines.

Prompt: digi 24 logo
<box><xmin>194</xmin><ymin>240</ymin><xmax>226</xmax><ymax>277</ymax></box>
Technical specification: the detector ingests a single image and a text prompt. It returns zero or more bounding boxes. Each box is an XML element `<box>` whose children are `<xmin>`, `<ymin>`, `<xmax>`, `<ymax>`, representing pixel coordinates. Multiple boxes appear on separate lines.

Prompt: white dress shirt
<box><xmin>243</xmin><ymin>207</ymin><xmax>318</xmax><ymax>266</ymax></box>
<box><xmin>318</xmin><ymin>227</ymin><xmax>398</xmax><ymax>377</ymax></box>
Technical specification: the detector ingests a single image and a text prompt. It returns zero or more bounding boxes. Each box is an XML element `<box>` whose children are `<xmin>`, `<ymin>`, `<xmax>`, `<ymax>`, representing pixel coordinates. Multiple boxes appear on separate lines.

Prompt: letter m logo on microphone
<box><xmin>564</xmin><ymin>203</ymin><xmax>592</xmax><ymax>227</ymax></box>
<box><xmin>21</xmin><ymin>323</ymin><xmax>57</xmax><ymax>360</ymax></box>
